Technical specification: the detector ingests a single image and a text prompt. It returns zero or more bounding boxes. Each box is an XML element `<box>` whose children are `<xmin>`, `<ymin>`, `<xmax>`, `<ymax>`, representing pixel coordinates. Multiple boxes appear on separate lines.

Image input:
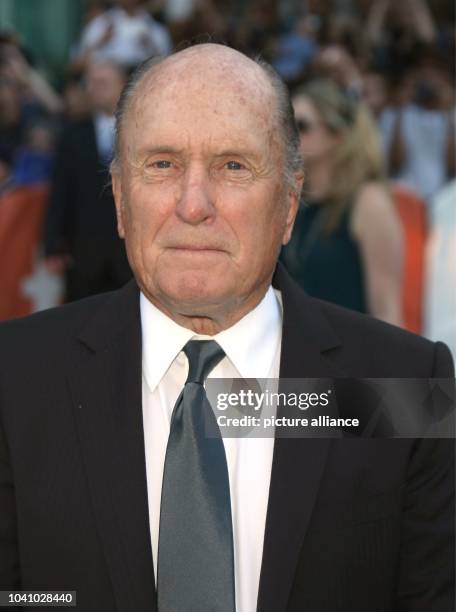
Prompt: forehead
<box><xmin>124</xmin><ymin>52</ymin><xmax>279</xmax><ymax>159</ymax></box>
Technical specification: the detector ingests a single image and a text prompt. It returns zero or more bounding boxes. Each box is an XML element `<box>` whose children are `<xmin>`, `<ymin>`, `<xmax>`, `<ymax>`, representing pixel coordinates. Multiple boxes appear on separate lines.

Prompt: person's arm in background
<box><xmin>365</xmin><ymin>0</ymin><xmax>390</xmax><ymax>46</ymax></box>
<box><xmin>396</xmin><ymin>341</ymin><xmax>455</xmax><ymax>611</ymax></box>
<box><xmin>70</xmin><ymin>12</ymin><xmax>114</xmax><ymax>73</ymax></box>
<box><xmin>3</xmin><ymin>46</ymin><xmax>63</xmax><ymax>115</ymax></box>
<box><xmin>24</xmin><ymin>68</ymin><xmax>63</xmax><ymax>115</ymax></box>
<box><xmin>406</xmin><ymin>0</ymin><xmax>437</xmax><ymax>44</ymax></box>
<box><xmin>366</xmin><ymin>0</ymin><xmax>436</xmax><ymax>46</ymax></box>
<box><xmin>351</xmin><ymin>182</ymin><xmax>404</xmax><ymax>326</ymax></box>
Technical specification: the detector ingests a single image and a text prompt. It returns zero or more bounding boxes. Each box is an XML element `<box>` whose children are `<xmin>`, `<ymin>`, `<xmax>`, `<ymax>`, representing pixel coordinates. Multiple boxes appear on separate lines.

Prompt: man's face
<box><xmin>86</xmin><ymin>64</ymin><xmax>124</xmax><ymax>115</ymax></box>
<box><xmin>113</xmin><ymin>53</ymin><xmax>301</xmax><ymax>323</ymax></box>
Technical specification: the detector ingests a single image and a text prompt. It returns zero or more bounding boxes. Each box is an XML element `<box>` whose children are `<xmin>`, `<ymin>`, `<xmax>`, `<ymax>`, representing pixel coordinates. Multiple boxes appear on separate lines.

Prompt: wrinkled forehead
<box><xmin>123</xmin><ymin>48</ymin><xmax>279</xmax><ymax>152</ymax></box>
<box><xmin>139</xmin><ymin>46</ymin><xmax>273</xmax><ymax>109</ymax></box>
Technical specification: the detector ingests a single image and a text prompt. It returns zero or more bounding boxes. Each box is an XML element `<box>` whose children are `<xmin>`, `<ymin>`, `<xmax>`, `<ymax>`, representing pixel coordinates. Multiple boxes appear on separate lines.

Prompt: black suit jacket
<box><xmin>44</xmin><ymin>117</ymin><xmax>119</xmax><ymax>255</ymax></box>
<box><xmin>43</xmin><ymin>117</ymin><xmax>131</xmax><ymax>299</ymax></box>
<box><xmin>0</xmin><ymin>265</ymin><xmax>454</xmax><ymax>612</ymax></box>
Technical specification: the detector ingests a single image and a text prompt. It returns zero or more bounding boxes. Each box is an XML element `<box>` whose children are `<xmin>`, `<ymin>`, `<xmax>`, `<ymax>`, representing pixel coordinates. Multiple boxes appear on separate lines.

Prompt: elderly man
<box><xmin>0</xmin><ymin>44</ymin><xmax>454</xmax><ymax>612</ymax></box>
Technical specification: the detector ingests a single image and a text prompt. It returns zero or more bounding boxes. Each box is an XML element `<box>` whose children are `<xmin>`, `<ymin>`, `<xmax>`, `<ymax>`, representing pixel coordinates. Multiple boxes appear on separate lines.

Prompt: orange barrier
<box><xmin>0</xmin><ymin>184</ymin><xmax>49</xmax><ymax>321</ymax></box>
<box><xmin>392</xmin><ymin>185</ymin><xmax>427</xmax><ymax>335</ymax></box>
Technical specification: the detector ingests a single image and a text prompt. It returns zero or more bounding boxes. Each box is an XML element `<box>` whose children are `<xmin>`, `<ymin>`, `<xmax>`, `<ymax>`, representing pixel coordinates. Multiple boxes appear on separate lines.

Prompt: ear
<box><xmin>282</xmin><ymin>171</ymin><xmax>304</xmax><ymax>245</ymax></box>
<box><xmin>111</xmin><ymin>171</ymin><xmax>126</xmax><ymax>239</ymax></box>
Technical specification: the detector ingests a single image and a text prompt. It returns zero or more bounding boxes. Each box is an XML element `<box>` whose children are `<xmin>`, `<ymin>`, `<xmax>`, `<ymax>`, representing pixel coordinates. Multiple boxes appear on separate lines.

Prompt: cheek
<box><xmin>122</xmin><ymin>188</ymin><xmax>172</xmax><ymax>253</ymax></box>
<box><xmin>224</xmin><ymin>188</ymin><xmax>286</xmax><ymax>258</ymax></box>
<box><xmin>130</xmin><ymin>180</ymin><xmax>177</xmax><ymax>224</ymax></box>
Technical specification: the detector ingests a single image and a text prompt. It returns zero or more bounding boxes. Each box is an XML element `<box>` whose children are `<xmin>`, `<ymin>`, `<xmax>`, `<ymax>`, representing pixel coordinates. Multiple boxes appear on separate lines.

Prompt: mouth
<box><xmin>168</xmin><ymin>246</ymin><xmax>226</xmax><ymax>253</ymax></box>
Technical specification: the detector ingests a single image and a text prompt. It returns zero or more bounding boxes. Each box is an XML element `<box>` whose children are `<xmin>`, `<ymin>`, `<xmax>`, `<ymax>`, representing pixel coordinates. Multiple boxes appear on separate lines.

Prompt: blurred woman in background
<box><xmin>281</xmin><ymin>79</ymin><xmax>403</xmax><ymax>326</ymax></box>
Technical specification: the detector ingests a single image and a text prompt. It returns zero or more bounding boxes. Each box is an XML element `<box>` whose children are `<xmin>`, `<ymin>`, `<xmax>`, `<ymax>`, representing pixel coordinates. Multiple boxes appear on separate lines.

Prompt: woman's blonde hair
<box><xmin>293</xmin><ymin>79</ymin><xmax>387</xmax><ymax>232</ymax></box>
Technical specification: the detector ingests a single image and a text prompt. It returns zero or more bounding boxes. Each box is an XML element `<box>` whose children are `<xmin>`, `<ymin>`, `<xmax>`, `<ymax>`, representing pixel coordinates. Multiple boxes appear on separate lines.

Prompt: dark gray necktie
<box><xmin>157</xmin><ymin>340</ymin><xmax>236</xmax><ymax>612</ymax></box>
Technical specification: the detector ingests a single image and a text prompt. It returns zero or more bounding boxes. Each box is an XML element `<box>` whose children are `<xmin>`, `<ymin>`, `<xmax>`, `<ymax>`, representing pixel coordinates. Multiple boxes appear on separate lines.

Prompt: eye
<box><xmin>225</xmin><ymin>161</ymin><xmax>244</xmax><ymax>171</ymax></box>
<box><xmin>151</xmin><ymin>160</ymin><xmax>172</xmax><ymax>169</ymax></box>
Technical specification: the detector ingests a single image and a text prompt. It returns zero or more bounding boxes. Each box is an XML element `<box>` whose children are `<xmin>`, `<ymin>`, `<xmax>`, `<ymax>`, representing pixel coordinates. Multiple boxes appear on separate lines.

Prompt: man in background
<box><xmin>74</xmin><ymin>0</ymin><xmax>172</xmax><ymax>70</ymax></box>
<box><xmin>44</xmin><ymin>60</ymin><xmax>131</xmax><ymax>301</ymax></box>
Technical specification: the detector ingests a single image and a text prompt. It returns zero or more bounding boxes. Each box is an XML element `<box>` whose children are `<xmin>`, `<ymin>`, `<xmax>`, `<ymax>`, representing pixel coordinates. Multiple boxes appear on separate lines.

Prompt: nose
<box><xmin>175</xmin><ymin>164</ymin><xmax>215</xmax><ymax>225</ymax></box>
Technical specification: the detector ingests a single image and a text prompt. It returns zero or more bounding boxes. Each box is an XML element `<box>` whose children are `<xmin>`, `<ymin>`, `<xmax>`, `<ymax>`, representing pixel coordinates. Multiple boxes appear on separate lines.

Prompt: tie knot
<box><xmin>183</xmin><ymin>340</ymin><xmax>225</xmax><ymax>385</ymax></box>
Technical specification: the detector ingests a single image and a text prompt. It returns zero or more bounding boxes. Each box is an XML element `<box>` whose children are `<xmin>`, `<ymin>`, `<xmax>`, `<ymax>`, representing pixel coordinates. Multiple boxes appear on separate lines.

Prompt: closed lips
<box><xmin>169</xmin><ymin>245</ymin><xmax>225</xmax><ymax>251</ymax></box>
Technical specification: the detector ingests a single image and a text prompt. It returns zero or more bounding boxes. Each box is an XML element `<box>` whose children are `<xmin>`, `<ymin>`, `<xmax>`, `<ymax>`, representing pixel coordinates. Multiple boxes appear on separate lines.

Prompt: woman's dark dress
<box><xmin>280</xmin><ymin>202</ymin><xmax>367</xmax><ymax>313</ymax></box>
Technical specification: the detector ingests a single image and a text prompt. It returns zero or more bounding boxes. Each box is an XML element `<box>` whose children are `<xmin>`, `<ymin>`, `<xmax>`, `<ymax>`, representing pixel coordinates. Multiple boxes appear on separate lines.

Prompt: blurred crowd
<box><xmin>0</xmin><ymin>0</ymin><xmax>454</xmax><ymax>354</ymax></box>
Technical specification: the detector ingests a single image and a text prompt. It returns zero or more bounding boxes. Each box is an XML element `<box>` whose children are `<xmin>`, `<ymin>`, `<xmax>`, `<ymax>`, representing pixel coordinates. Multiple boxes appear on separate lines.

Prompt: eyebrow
<box><xmin>136</xmin><ymin>146</ymin><xmax>262</xmax><ymax>162</ymax></box>
<box><xmin>137</xmin><ymin>146</ymin><xmax>185</xmax><ymax>158</ymax></box>
<box><xmin>213</xmin><ymin>149</ymin><xmax>262</xmax><ymax>162</ymax></box>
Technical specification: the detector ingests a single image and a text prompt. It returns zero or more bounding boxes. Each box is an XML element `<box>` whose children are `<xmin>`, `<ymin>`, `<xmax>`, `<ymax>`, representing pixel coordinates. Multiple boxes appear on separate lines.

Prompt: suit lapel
<box><xmin>257</xmin><ymin>265</ymin><xmax>346</xmax><ymax>612</ymax></box>
<box><xmin>67</xmin><ymin>281</ymin><xmax>157</xmax><ymax>612</ymax></box>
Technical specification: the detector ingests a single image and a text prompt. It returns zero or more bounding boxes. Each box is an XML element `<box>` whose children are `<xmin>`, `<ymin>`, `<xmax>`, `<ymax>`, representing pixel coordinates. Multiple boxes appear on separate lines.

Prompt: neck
<box><xmin>306</xmin><ymin>157</ymin><xmax>334</xmax><ymax>200</ymax></box>
<box><xmin>143</xmin><ymin>285</ymin><xmax>270</xmax><ymax>336</ymax></box>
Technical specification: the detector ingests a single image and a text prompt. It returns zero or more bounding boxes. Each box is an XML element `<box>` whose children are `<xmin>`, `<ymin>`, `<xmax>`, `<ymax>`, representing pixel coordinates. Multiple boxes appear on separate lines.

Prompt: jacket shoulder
<box><xmin>313</xmin><ymin>298</ymin><xmax>454</xmax><ymax>378</ymax></box>
<box><xmin>0</xmin><ymin>291</ymin><xmax>112</xmax><ymax>363</ymax></box>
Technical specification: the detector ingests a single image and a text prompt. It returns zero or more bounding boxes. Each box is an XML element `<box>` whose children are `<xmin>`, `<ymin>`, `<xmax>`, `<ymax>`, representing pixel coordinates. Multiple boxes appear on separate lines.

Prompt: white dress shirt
<box><xmin>141</xmin><ymin>286</ymin><xmax>282</xmax><ymax>612</ymax></box>
<box><xmin>78</xmin><ymin>8</ymin><xmax>172</xmax><ymax>66</ymax></box>
<box><xmin>93</xmin><ymin>112</ymin><xmax>115</xmax><ymax>162</ymax></box>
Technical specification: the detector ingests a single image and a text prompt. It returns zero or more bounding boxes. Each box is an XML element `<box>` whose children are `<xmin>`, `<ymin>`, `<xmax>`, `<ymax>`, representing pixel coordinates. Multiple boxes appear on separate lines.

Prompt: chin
<box><xmin>159</xmin><ymin>269</ymin><xmax>231</xmax><ymax>308</ymax></box>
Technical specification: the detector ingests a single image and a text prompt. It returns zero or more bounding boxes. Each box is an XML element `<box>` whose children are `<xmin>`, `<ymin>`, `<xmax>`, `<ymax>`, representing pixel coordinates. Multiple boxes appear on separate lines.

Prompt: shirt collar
<box><xmin>94</xmin><ymin>112</ymin><xmax>115</xmax><ymax>127</ymax></box>
<box><xmin>214</xmin><ymin>287</ymin><xmax>282</xmax><ymax>380</ymax></box>
<box><xmin>140</xmin><ymin>286</ymin><xmax>282</xmax><ymax>393</ymax></box>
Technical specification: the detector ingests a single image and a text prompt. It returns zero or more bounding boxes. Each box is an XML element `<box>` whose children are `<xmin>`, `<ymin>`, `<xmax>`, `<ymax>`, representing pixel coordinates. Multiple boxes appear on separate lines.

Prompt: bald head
<box><xmin>138</xmin><ymin>44</ymin><xmax>271</xmax><ymax>94</ymax></box>
<box><xmin>111</xmin><ymin>44</ymin><xmax>303</xmax><ymax>192</ymax></box>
